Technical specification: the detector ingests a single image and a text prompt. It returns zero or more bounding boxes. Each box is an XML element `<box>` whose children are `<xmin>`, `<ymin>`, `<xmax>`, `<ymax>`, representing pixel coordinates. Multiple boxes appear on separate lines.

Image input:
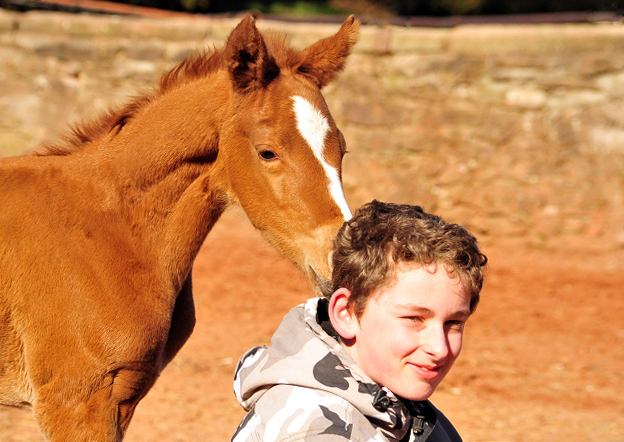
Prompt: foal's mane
<box><xmin>37</xmin><ymin>32</ymin><xmax>297</xmax><ymax>156</ymax></box>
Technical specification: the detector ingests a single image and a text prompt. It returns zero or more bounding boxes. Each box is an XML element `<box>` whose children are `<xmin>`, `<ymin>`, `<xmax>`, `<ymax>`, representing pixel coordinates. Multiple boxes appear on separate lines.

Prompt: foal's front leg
<box><xmin>33</xmin><ymin>368</ymin><xmax>157</xmax><ymax>442</ymax></box>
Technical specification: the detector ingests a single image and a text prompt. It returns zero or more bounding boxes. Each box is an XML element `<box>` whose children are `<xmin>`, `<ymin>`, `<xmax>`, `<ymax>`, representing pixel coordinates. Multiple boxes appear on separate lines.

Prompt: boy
<box><xmin>231</xmin><ymin>200</ymin><xmax>487</xmax><ymax>442</ymax></box>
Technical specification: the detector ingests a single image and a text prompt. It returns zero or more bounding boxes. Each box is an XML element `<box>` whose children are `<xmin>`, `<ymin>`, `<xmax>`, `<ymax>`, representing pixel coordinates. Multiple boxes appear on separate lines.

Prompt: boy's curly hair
<box><xmin>331</xmin><ymin>200</ymin><xmax>487</xmax><ymax>318</ymax></box>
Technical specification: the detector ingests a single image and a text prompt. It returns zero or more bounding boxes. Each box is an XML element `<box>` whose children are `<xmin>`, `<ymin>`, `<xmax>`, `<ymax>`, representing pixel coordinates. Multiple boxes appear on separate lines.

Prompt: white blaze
<box><xmin>292</xmin><ymin>95</ymin><xmax>352</xmax><ymax>221</ymax></box>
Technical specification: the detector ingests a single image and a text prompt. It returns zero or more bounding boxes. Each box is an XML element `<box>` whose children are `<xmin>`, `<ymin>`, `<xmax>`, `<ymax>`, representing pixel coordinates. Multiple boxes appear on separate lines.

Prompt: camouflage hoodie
<box><xmin>231</xmin><ymin>298</ymin><xmax>463</xmax><ymax>442</ymax></box>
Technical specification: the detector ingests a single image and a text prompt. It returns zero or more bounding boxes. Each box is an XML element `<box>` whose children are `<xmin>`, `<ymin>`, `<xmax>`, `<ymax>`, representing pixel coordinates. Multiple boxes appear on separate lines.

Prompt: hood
<box><xmin>233</xmin><ymin>298</ymin><xmax>414</xmax><ymax>440</ymax></box>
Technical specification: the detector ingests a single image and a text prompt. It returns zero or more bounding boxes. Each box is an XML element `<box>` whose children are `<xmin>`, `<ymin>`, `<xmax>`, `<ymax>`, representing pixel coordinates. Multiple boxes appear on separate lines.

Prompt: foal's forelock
<box><xmin>292</xmin><ymin>95</ymin><xmax>352</xmax><ymax>221</ymax></box>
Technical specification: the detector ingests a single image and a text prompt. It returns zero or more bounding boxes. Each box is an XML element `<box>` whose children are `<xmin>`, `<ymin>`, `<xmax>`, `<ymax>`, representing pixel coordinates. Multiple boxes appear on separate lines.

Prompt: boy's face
<box><xmin>344</xmin><ymin>263</ymin><xmax>471</xmax><ymax>401</ymax></box>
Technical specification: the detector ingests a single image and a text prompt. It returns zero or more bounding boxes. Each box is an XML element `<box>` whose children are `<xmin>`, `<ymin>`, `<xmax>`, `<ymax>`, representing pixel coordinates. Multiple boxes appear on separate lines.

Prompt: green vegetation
<box><xmin>249</xmin><ymin>0</ymin><xmax>346</xmax><ymax>16</ymax></box>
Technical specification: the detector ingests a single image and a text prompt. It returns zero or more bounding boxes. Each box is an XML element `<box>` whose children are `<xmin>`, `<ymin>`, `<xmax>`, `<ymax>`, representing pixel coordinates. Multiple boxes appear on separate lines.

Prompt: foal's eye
<box><xmin>258</xmin><ymin>149</ymin><xmax>278</xmax><ymax>161</ymax></box>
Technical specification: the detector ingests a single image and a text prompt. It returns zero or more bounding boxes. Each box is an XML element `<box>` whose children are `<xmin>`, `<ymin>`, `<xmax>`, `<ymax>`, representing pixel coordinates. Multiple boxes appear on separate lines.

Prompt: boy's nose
<box><xmin>421</xmin><ymin>325</ymin><xmax>449</xmax><ymax>361</ymax></box>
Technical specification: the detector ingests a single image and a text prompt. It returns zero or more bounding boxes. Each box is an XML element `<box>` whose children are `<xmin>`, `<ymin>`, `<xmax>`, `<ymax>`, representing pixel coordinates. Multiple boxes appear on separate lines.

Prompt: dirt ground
<box><xmin>1</xmin><ymin>206</ymin><xmax>623</xmax><ymax>442</ymax></box>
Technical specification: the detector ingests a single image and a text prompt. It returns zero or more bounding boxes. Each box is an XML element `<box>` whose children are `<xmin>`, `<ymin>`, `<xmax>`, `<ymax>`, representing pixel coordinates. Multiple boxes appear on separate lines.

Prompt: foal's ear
<box><xmin>225</xmin><ymin>15</ymin><xmax>279</xmax><ymax>93</ymax></box>
<box><xmin>296</xmin><ymin>15</ymin><xmax>360</xmax><ymax>88</ymax></box>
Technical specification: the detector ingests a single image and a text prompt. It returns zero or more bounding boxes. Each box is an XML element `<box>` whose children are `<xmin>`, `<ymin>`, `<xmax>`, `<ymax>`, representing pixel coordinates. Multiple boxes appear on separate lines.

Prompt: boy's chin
<box><xmin>387</xmin><ymin>378</ymin><xmax>440</xmax><ymax>402</ymax></box>
<box><xmin>399</xmin><ymin>391</ymin><xmax>434</xmax><ymax>402</ymax></box>
<box><xmin>389</xmin><ymin>386</ymin><xmax>435</xmax><ymax>402</ymax></box>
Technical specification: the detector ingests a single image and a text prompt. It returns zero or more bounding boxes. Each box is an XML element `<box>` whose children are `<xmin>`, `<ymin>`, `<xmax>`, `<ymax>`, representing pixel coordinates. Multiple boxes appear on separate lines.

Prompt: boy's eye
<box><xmin>446</xmin><ymin>320</ymin><xmax>465</xmax><ymax>331</ymax></box>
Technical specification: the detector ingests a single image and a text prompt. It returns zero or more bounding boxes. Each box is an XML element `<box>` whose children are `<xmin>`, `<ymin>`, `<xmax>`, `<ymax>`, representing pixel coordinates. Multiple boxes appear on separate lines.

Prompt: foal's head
<box><xmin>215</xmin><ymin>16</ymin><xmax>359</xmax><ymax>295</ymax></box>
<box><xmin>40</xmin><ymin>15</ymin><xmax>359</xmax><ymax>296</ymax></box>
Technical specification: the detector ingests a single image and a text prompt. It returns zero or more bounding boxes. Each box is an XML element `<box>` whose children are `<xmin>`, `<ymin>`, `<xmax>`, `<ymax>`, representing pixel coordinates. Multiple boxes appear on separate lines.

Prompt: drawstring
<box><xmin>372</xmin><ymin>389</ymin><xmax>392</xmax><ymax>412</ymax></box>
<box><xmin>412</xmin><ymin>414</ymin><xmax>426</xmax><ymax>436</ymax></box>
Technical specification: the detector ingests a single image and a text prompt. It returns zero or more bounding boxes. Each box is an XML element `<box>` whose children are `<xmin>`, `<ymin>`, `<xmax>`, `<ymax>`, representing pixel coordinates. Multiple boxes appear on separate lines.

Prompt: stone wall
<box><xmin>1</xmin><ymin>9</ymin><xmax>623</xmax><ymax>250</ymax></box>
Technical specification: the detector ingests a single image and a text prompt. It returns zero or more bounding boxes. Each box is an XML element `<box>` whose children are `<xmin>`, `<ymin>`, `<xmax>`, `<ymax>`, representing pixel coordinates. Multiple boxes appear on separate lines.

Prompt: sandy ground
<box><xmin>1</xmin><ymin>207</ymin><xmax>623</xmax><ymax>442</ymax></box>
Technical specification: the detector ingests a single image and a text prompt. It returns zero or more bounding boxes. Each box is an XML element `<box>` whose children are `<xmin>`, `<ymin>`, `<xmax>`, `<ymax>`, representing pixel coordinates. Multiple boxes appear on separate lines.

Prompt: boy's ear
<box><xmin>328</xmin><ymin>288</ymin><xmax>359</xmax><ymax>340</ymax></box>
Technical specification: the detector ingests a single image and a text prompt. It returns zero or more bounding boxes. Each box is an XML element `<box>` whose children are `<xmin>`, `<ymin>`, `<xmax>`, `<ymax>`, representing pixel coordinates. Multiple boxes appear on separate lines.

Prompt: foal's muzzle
<box><xmin>308</xmin><ymin>265</ymin><xmax>332</xmax><ymax>298</ymax></box>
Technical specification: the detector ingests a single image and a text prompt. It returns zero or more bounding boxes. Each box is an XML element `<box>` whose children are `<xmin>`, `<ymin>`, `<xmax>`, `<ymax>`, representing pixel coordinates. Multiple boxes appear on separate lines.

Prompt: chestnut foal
<box><xmin>0</xmin><ymin>15</ymin><xmax>359</xmax><ymax>441</ymax></box>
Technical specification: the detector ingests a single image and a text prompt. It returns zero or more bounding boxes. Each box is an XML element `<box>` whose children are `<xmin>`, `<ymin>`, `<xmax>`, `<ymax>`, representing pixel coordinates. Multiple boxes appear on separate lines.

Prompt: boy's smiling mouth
<box><xmin>409</xmin><ymin>362</ymin><xmax>442</xmax><ymax>380</ymax></box>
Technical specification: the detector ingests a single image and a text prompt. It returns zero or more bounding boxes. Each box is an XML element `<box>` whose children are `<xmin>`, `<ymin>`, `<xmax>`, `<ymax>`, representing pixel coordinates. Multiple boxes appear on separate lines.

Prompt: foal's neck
<box><xmin>113</xmin><ymin>74</ymin><xmax>227</xmax><ymax>187</ymax></box>
<box><xmin>87</xmin><ymin>73</ymin><xmax>231</xmax><ymax>290</ymax></box>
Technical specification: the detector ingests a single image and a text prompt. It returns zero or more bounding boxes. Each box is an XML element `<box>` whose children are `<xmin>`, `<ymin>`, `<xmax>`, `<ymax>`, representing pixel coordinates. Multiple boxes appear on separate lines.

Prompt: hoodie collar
<box><xmin>233</xmin><ymin>298</ymin><xmax>416</xmax><ymax>440</ymax></box>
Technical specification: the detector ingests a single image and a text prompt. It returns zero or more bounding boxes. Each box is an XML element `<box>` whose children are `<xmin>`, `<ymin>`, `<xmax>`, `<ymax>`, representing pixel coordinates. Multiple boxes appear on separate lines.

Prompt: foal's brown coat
<box><xmin>0</xmin><ymin>16</ymin><xmax>359</xmax><ymax>441</ymax></box>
